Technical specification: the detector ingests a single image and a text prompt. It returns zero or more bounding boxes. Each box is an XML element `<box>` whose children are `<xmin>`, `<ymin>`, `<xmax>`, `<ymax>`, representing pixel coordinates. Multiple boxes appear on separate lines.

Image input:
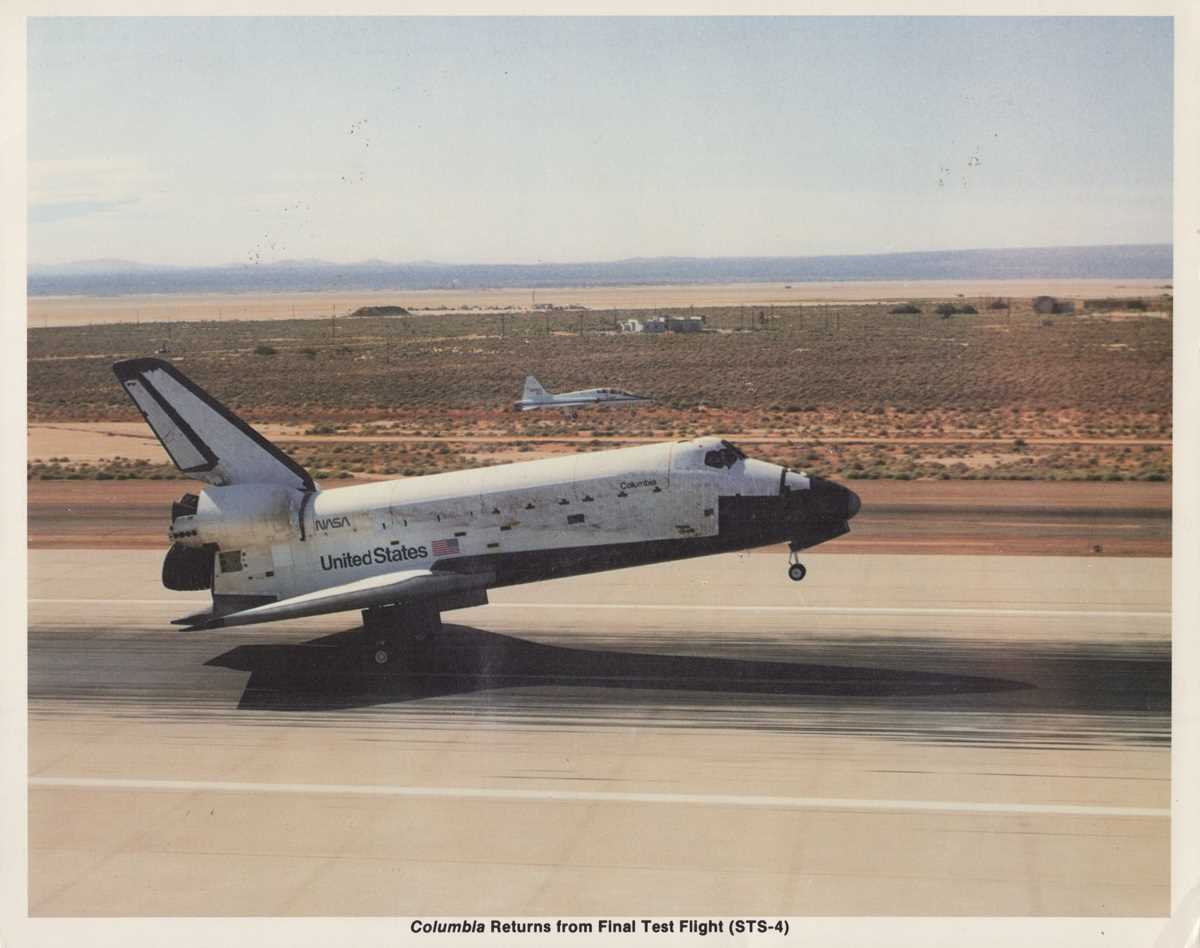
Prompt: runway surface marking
<box><xmin>29</xmin><ymin>776</ymin><xmax>1169</xmax><ymax>819</ymax></box>
<box><xmin>28</xmin><ymin>598</ymin><xmax>1170</xmax><ymax>620</ymax></box>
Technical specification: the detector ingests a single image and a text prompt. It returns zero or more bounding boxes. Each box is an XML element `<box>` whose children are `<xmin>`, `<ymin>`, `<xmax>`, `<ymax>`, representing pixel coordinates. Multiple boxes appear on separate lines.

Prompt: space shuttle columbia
<box><xmin>114</xmin><ymin>358</ymin><xmax>860</xmax><ymax>664</ymax></box>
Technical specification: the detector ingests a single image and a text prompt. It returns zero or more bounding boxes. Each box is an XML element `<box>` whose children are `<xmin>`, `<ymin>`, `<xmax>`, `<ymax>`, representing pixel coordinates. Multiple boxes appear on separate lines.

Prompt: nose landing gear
<box><xmin>787</xmin><ymin>548</ymin><xmax>807</xmax><ymax>582</ymax></box>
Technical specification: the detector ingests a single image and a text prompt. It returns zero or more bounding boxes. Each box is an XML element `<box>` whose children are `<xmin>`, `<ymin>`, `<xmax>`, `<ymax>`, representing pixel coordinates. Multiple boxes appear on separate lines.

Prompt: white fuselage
<box><xmin>182</xmin><ymin>437</ymin><xmax>790</xmax><ymax>605</ymax></box>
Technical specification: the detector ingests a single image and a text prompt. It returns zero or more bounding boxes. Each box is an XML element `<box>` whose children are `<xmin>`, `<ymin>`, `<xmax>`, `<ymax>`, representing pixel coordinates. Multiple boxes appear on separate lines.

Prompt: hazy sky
<box><xmin>28</xmin><ymin>16</ymin><xmax>1173</xmax><ymax>266</ymax></box>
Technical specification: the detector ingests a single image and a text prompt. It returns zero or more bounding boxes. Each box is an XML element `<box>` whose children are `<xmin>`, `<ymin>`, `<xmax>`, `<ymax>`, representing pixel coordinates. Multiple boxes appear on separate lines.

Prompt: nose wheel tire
<box><xmin>788</xmin><ymin>563</ymin><xmax>807</xmax><ymax>582</ymax></box>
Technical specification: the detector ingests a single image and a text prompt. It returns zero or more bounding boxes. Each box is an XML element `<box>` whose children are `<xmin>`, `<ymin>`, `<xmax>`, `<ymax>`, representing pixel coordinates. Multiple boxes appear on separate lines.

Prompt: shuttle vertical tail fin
<box><xmin>113</xmin><ymin>358</ymin><xmax>315</xmax><ymax>491</ymax></box>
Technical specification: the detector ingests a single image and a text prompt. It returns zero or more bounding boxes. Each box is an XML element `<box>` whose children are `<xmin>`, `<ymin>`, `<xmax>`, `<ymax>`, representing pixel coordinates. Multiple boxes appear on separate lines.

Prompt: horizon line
<box><xmin>28</xmin><ymin>241</ymin><xmax>1173</xmax><ymax>273</ymax></box>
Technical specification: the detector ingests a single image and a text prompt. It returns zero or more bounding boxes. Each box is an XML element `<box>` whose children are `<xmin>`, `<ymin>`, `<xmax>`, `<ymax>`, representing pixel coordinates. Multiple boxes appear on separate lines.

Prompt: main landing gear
<box><xmin>362</xmin><ymin>601</ymin><xmax>442</xmax><ymax>666</ymax></box>
<box><xmin>787</xmin><ymin>546</ymin><xmax>807</xmax><ymax>583</ymax></box>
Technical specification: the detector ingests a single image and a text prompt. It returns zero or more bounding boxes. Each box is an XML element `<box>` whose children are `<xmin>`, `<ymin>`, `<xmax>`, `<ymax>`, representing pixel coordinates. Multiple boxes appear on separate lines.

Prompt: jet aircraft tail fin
<box><xmin>113</xmin><ymin>358</ymin><xmax>315</xmax><ymax>491</ymax></box>
<box><xmin>522</xmin><ymin>375</ymin><xmax>551</xmax><ymax>403</ymax></box>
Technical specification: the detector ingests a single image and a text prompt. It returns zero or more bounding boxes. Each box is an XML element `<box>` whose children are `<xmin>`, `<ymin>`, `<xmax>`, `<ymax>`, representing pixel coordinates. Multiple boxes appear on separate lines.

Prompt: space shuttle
<box><xmin>114</xmin><ymin>358</ymin><xmax>859</xmax><ymax>664</ymax></box>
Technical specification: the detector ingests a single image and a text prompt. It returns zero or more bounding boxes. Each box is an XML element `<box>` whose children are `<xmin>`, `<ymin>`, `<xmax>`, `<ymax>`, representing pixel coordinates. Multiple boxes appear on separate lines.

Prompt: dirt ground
<box><xmin>26</xmin><ymin>478</ymin><xmax>1171</xmax><ymax>557</ymax></box>
<box><xmin>27</xmin><ymin>421</ymin><xmax>1174</xmax><ymax>466</ymax></box>
<box><xmin>28</xmin><ymin>279</ymin><xmax>1168</xmax><ymax>328</ymax></box>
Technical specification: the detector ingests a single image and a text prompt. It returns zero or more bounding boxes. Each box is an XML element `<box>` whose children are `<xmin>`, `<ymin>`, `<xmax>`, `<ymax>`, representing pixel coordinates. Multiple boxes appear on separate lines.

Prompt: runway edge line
<box><xmin>29</xmin><ymin>776</ymin><xmax>1169</xmax><ymax>818</ymax></box>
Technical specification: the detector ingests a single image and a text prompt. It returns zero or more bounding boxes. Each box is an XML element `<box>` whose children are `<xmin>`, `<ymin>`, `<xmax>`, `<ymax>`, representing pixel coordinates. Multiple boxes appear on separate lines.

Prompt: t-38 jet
<box><xmin>114</xmin><ymin>358</ymin><xmax>860</xmax><ymax>665</ymax></box>
<box><xmin>514</xmin><ymin>375</ymin><xmax>653</xmax><ymax>411</ymax></box>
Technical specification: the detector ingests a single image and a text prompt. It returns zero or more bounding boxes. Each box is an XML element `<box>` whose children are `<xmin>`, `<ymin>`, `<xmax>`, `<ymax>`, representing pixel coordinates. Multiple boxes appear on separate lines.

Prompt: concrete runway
<box><xmin>28</xmin><ymin>550</ymin><xmax>1169</xmax><ymax>916</ymax></box>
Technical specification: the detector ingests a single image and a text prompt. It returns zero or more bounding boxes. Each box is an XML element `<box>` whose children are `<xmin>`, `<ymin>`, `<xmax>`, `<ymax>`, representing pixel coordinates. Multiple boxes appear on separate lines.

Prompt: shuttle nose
<box><xmin>802</xmin><ymin>476</ymin><xmax>861</xmax><ymax>522</ymax></box>
<box><xmin>846</xmin><ymin>488</ymin><xmax>861</xmax><ymax>519</ymax></box>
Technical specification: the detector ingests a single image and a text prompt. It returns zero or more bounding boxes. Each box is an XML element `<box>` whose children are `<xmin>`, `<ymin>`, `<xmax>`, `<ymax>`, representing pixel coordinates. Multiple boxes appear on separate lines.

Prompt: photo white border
<box><xmin>1</xmin><ymin>4</ymin><xmax>1194</xmax><ymax>946</ymax></box>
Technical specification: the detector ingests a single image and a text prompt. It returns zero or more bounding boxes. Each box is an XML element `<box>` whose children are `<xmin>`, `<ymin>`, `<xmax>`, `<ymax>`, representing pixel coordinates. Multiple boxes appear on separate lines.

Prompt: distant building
<box><xmin>620</xmin><ymin>314</ymin><xmax>706</xmax><ymax>334</ymax></box>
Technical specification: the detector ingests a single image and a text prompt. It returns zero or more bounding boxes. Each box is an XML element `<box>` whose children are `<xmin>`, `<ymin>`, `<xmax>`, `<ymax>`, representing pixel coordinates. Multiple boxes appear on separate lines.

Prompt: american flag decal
<box><xmin>431</xmin><ymin>537</ymin><xmax>460</xmax><ymax>556</ymax></box>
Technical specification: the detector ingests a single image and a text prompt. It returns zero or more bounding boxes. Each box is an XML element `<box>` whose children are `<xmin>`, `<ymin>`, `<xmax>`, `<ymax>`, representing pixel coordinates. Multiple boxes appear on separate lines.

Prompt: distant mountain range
<box><xmin>28</xmin><ymin>244</ymin><xmax>1172</xmax><ymax>297</ymax></box>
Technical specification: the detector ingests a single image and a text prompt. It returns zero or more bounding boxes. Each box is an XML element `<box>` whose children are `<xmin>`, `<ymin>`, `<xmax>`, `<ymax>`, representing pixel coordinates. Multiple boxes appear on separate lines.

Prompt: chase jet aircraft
<box><xmin>115</xmin><ymin>358</ymin><xmax>859</xmax><ymax>664</ymax></box>
<box><xmin>514</xmin><ymin>375</ymin><xmax>652</xmax><ymax>411</ymax></box>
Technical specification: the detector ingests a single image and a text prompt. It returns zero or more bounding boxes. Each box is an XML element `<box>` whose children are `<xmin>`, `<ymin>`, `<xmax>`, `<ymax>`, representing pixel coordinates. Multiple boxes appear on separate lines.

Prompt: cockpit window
<box><xmin>704</xmin><ymin>441</ymin><xmax>745</xmax><ymax>469</ymax></box>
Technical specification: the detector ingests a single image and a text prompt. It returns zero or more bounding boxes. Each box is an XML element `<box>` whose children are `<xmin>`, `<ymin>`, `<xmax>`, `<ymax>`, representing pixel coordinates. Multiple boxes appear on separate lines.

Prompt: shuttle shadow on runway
<box><xmin>205</xmin><ymin>623</ymin><xmax>1029</xmax><ymax>712</ymax></box>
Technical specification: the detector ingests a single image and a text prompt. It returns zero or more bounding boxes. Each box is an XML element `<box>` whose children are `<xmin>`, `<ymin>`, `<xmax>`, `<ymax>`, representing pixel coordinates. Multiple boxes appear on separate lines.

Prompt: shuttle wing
<box><xmin>177</xmin><ymin>568</ymin><xmax>493</xmax><ymax>630</ymax></box>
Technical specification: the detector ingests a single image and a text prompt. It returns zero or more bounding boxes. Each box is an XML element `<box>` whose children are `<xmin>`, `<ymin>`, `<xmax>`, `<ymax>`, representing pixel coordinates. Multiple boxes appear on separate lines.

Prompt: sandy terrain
<box><xmin>27</xmin><ymin>421</ymin><xmax>1174</xmax><ymax>466</ymax></box>
<box><xmin>27</xmin><ymin>279</ymin><xmax>1169</xmax><ymax>328</ymax></box>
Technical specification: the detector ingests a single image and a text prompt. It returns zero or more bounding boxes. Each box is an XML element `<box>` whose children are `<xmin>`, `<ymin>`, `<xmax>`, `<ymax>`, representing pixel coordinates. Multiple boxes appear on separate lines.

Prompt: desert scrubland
<box><xmin>28</xmin><ymin>286</ymin><xmax>1172</xmax><ymax>486</ymax></box>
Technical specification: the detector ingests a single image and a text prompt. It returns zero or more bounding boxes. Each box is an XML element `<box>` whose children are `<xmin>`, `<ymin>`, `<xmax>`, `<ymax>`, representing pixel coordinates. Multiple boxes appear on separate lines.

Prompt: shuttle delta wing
<box><xmin>113</xmin><ymin>358</ymin><xmax>315</xmax><ymax>491</ymax></box>
<box><xmin>179</xmin><ymin>568</ymin><xmax>494</xmax><ymax>630</ymax></box>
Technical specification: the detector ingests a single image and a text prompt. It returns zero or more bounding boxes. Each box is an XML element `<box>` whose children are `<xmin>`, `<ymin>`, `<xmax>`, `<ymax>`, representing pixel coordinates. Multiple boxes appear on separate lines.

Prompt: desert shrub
<box><xmin>988</xmin><ymin>298</ymin><xmax>1008</xmax><ymax>310</ymax></box>
<box><xmin>890</xmin><ymin>303</ymin><xmax>921</xmax><ymax>315</ymax></box>
<box><xmin>349</xmin><ymin>305</ymin><xmax>410</xmax><ymax>318</ymax></box>
<box><xmin>957</xmin><ymin>304</ymin><xmax>977</xmax><ymax>314</ymax></box>
<box><xmin>935</xmin><ymin>303</ymin><xmax>957</xmax><ymax>317</ymax></box>
<box><xmin>254</xmin><ymin>345</ymin><xmax>278</xmax><ymax>356</ymax></box>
